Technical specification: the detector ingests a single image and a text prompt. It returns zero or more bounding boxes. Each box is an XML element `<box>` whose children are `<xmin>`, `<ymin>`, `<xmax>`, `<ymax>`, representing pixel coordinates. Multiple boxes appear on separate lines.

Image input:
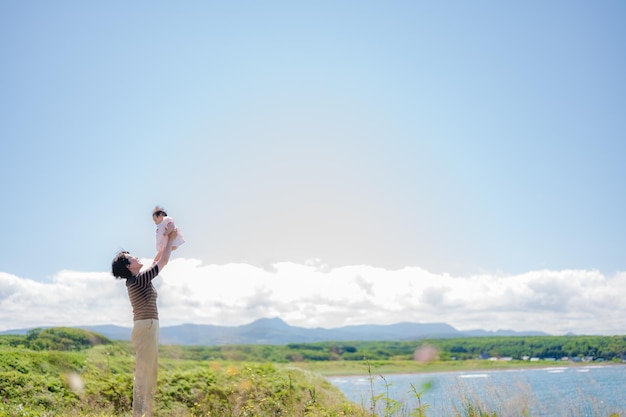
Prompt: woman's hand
<box><xmin>165</xmin><ymin>221</ymin><xmax>176</xmax><ymax>234</ymax></box>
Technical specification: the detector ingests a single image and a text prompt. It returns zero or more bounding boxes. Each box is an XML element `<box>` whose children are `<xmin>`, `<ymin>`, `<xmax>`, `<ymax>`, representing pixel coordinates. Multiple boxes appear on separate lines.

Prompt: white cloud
<box><xmin>1</xmin><ymin>259</ymin><xmax>625</xmax><ymax>335</ymax></box>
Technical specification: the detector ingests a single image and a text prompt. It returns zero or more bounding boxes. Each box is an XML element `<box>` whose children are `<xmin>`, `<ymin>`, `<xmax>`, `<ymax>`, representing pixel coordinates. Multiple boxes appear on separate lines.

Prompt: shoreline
<box><xmin>287</xmin><ymin>359</ymin><xmax>624</xmax><ymax>377</ymax></box>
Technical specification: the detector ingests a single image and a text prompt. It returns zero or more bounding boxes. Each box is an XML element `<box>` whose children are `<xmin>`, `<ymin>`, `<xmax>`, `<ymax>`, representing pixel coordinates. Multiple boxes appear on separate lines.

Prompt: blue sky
<box><xmin>1</xmin><ymin>2</ymin><xmax>625</xmax><ymax>334</ymax></box>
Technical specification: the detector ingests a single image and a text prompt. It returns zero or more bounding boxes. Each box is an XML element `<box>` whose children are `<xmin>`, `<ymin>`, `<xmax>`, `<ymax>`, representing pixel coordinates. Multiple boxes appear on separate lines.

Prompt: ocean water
<box><xmin>328</xmin><ymin>365</ymin><xmax>626</xmax><ymax>416</ymax></box>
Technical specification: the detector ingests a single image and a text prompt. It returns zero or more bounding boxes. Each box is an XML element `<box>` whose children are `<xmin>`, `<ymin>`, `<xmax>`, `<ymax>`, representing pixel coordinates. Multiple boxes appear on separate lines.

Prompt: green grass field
<box><xmin>0</xmin><ymin>344</ymin><xmax>370</xmax><ymax>416</ymax></box>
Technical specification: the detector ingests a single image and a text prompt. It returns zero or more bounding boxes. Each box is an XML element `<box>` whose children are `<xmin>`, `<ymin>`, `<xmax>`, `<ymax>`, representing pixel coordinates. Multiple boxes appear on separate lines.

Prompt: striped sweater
<box><xmin>126</xmin><ymin>264</ymin><xmax>159</xmax><ymax>321</ymax></box>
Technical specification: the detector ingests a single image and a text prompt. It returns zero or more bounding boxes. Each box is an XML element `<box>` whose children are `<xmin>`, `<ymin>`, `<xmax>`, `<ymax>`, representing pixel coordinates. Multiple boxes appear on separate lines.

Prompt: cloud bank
<box><xmin>1</xmin><ymin>258</ymin><xmax>624</xmax><ymax>335</ymax></box>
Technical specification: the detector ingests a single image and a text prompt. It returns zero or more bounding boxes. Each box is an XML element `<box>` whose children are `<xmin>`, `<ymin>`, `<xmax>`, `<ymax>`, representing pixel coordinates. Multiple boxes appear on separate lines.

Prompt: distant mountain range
<box><xmin>0</xmin><ymin>318</ymin><xmax>548</xmax><ymax>345</ymax></box>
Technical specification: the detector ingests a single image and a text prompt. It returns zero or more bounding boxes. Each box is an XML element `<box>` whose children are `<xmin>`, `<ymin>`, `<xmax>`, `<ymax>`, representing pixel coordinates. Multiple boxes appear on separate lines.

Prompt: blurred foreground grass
<box><xmin>0</xmin><ymin>343</ymin><xmax>369</xmax><ymax>416</ymax></box>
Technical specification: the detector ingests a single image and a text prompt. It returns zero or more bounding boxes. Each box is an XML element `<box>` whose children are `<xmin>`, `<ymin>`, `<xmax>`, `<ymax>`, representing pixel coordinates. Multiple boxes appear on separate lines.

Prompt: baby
<box><xmin>152</xmin><ymin>206</ymin><xmax>185</xmax><ymax>264</ymax></box>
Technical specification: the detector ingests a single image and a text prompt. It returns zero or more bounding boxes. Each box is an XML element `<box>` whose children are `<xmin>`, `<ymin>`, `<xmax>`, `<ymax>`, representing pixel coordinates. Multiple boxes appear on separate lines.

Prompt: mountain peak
<box><xmin>244</xmin><ymin>317</ymin><xmax>289</xmax><ymax>329</ymax></box>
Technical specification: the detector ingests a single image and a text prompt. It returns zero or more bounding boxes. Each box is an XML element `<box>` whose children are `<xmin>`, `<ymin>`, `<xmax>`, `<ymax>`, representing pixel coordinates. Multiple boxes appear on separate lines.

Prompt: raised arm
<box><xmin>154</xmin><ymin>225</ymin><xmax>177</xmax><ymax>272</ymax></box>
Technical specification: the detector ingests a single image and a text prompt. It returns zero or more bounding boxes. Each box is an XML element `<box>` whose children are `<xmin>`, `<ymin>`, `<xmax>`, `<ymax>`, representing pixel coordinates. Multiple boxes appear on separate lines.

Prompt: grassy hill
<box><xmin>0</xmin><ymin>328</ymin><xmax>367</xmax><ymax>417</ymax></box>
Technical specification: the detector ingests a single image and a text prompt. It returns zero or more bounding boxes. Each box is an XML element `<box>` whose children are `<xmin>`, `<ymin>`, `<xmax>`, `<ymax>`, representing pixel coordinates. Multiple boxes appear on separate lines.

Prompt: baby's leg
<box><xmin>172</xmin><ymin>246</ymin><xmax>178</xmax><ymax>251</ymax></box>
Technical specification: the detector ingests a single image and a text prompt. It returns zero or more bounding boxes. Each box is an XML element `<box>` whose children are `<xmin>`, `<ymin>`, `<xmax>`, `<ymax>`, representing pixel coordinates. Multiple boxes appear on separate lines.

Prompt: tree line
<box><xmin>422</xmin><ymin>335</ymin><xmax>626</xmax><ymax>361</ymax></box>
<box><xmin>158</xmin><ymin>335</ymin><xmax>626</xmax><ymax>363</ymax></box>
<box><xmin>2</xmin><ymin>328</ymin><xmax>625</xmax><ymax>362</ymax></box>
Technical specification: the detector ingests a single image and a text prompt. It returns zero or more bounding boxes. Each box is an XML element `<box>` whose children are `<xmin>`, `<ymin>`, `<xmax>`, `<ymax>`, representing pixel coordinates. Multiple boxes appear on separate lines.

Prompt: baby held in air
<box><xmin>152</xmin><ymin>206</ymin><xmax>185</xmax><ymax>264</ymax></box>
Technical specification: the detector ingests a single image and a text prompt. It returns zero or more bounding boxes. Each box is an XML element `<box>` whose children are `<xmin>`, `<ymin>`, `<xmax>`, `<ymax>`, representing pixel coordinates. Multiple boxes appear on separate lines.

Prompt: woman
<box><xmin>111</xmin><ymin>223</ymin><xmax>177</xmax><ymax>417</ymax></box>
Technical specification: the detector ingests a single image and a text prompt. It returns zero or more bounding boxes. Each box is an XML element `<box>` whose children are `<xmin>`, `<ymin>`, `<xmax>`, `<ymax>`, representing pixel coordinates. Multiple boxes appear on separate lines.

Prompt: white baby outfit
<box><xmin>156</xmin><ymin>216</ymin><xmax>185</xmax><ymax>251</ymax></box>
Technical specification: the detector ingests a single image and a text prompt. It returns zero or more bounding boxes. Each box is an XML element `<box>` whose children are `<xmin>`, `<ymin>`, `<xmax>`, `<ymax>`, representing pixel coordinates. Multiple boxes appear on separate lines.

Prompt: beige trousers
<box><xmin>131</xmin><ymin>319</ymin><xmax>159</xmax><ymax>417</ymax></box>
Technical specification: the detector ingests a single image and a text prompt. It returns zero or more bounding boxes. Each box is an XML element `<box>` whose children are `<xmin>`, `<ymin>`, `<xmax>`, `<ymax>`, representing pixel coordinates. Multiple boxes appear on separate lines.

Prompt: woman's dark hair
<box><xmin>111</xmin><ymin>251</ymin><xmax>132</xmax><ymax>279</ymax></box>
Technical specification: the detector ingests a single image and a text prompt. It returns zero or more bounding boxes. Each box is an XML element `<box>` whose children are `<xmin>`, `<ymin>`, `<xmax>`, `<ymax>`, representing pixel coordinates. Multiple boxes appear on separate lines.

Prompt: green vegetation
<box><xmin>419</xmin><ymin>335</ymin><xmax>626</xmax><ymax>361</ymax></box>
<box><xmin>1</xmin><ymin>329</ymin><xmax>625</xmax><ymax>416</ymax></box>
<box><xmin>153</xmin><ymin>335</ymin><xmax>626</xmax><ymax>364</ymax></box>
<box><xmin>0</xmin><ymin>329</ymin><xmax>366</xmax><ymax>416</ymax></box>
<box><xmin>1</xmin><ymin>327</ymin><xmax>112</xmax><ymax>351</ymax></box>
